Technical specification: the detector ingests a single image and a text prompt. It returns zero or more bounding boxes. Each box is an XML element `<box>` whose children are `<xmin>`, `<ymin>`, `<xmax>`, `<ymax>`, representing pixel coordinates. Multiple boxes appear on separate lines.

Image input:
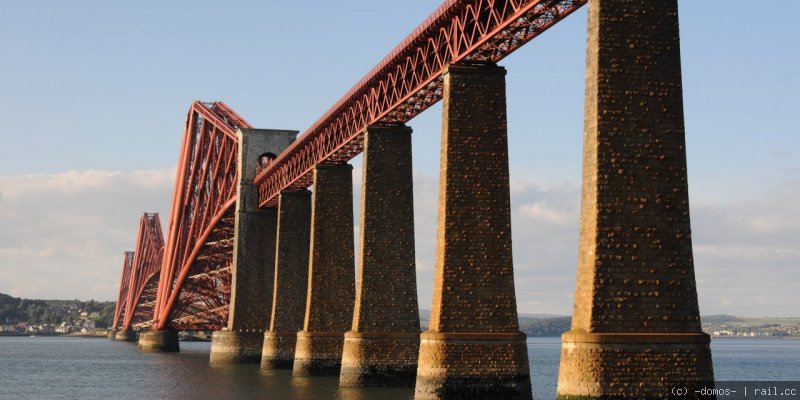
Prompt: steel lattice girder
<box><xmin>152</xmin><ymin>102</ymin><xmax>250</xmax><ymax>331</ymax></box>
<box><xmin>254</xmin><ymin>0</ymin><xmax>587</xmax><ymax>206</ymax></box>
<box><xmin>120</xmin><ymin>213</ymin><xmax>164</xmax><ymax>329</ymax></box>
<box><xmin>130</xmin><ymin>273</ymin><xmax>160</xmax><ymax>327</ymax></box>
<box><xmin>111</xmin><ymin>251</ymin><xmax>134</xmax><ymax>330</ymax></box>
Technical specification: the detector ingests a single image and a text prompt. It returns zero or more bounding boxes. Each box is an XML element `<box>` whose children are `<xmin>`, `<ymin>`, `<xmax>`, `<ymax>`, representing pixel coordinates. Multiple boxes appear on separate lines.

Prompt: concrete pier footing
<box><xmin>138</xmin><ymin>330</ymin><xmax>179</xmax><ymax>352</ymax></box>
<box><xmin>107</xmin><ymin>329</ymin><xmax>118</xmax><ymax>340</ymax></box>
<box><xmin>209</xmin><ymin>331</ymin><xmax>263</xmax><ymax>364</ymax></box>
<box><xmin>115</xmin><ymin>329</ymin><xmax>137</xmax><ymax>342</ymax></box>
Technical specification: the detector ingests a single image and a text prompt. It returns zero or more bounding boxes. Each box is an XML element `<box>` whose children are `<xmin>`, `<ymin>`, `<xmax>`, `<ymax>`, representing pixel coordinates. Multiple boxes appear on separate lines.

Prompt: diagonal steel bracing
<box><xmin>117</xmin><ymin>213</ymin><xmax>165</xmax><ymax>330</ymax></box>
<box><xmin>114</xmin><ymin>0</ymin><xmax>588</xmax><ymax>333</ymax></box>
<box><xmin>254</xmin><ymin>0</ymin><xmax>587</xmax><ymax>206</ymax></box>
<box><xmin>112</xmin><ymin>251</ymin><xmax>135</xmax><ymax>330</ymax></box>
<box><xmin>152</xmin><ymin>102</ymin><xmax>250</xmax><ymax>331</ymax></box>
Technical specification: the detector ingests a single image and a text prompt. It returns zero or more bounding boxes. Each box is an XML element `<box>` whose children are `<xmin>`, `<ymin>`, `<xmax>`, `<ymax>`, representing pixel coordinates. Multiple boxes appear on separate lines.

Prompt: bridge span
<box><xmin>110</xmin><ymin>0</ymin><xmax>714</xmax><ymax>398</ymax></box>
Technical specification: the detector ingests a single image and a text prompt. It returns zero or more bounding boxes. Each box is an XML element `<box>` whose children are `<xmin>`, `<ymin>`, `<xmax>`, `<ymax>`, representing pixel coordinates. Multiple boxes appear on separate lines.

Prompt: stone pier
<box><xmin>209</xmin><ymin>128</ymin><xmax>296</xmax><ymax>364</ymax></box>
<box><xmin>414</xmin><ymin>63</ymin><xmax>532</xmax><ymax>400</ymax></box>
<box><xmin>107</xmin><ymin>329</ymin><xmax>118</xmax><ymax>340</ymax></box>
<box><xmin>261</xmin><ymin>190</ymin><xmax>312</xmax><ymax>369</ymax></box>
<box><xmin>139</xmin><ymin>330</ymin><xmax>179</xmax><ymax>352</ymax></box>
<box><xmin>340</xmin><ymin>125</ymin><xmax>420</xmax><ymax>387</ymax></box>
<box><xmin>293</xmin><ymin>164</ymin><xmax>356</xmax><ymax>376</ymax></box>
<box><xmin>556</xmin><ymin>0</ymin><xmax>714</xmax><ymax>398</ymax></box>
<box><xmin>115</xmin><ymin>328</ymin><xmax>137</xmax><ymax>342</ymax></box>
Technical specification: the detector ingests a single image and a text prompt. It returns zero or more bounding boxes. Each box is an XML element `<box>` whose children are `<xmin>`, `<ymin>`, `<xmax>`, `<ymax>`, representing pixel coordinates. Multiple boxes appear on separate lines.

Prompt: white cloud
<box><xmin>0</xmin><ymin>165</ymin><xmax>796</xmax><ymax>318</ymax></box>
<box><xmin>509</xmin><ymin>178</ymin><xmax>581</xmax><ymax>315</ymax></box>
<box><xmin>410</xmin><ymin>170</ymin><xmax>799</xmax><ymax>317</ymax></box>
<box><xmin>0</xmin><ymin>168</ymin><xmax>174</xmax><ymax>300</ymax></box>
<box><xmin>407</xmin><ymin>172</ymin><xmax>581</xmax><ymax>315</ymax></box>
<box><xmin>691</xmin><ymin>173</ymin><xmax>800</xmax><ymax>316</ymax></box>
<box><xmin>520</xmin><ymin>203</ymin><xmax>573</xmax><ymax>226</ymax></box>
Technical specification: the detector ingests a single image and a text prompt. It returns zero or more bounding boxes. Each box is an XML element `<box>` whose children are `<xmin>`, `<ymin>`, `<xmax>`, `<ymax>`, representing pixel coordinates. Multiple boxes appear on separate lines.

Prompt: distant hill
<box><xmin>419</xmin><ymin>309</ymin><xmax>571</xmax><ymax>336</ymax></box>
<box><xmin>519</xmin><ymin>312</ymin><xmax>570</xmax><ymax>319</ymax></box>
<box><xmin>702</xmin><ymin>314</ymin><xmax>745</xmax><ymax>324</ymax></box>
<box><xmin>0</xmin><ymin>292</ymin><xmax>115</xmax><ymax>328</ymax></box>
<box><xmin>4</xmin><ymin>294</ymin><xmax>795</xmax><ymax>336</ymax></box>
<box><xmin>419</xmin><ymin>310</ymin><xmax>799</xmax><ymax>337</ymax></box>
<box><xmin>520</xmin><ymin>316</ymin><xmax>571</xmax><ymax>337</ymax></box>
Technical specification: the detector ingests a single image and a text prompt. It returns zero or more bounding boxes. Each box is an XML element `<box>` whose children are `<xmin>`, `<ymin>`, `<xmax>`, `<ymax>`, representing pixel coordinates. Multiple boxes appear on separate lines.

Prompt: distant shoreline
<box><xmin>710</xmin><ymin>335</ymin><xmax>800</xmax><ymax>340</ymax></box>
<box><xmin>0</xmin><ymin>332</ymin><xmax>107</xmax><ymax>338</ymax></box>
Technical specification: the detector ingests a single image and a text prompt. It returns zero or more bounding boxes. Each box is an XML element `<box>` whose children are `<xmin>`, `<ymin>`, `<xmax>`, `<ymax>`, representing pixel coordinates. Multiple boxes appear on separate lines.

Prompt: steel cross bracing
<box><xmin>254</xmin><ymin>0</ymin><xmax>587</xmax><ymax>206</ymax></box>
<box><xmin>121</xmin><ymin>213</ymin><xmax>164</xmax><ymax>329</ymax></box>
<box><xmin>152</xmin><ymin>101</ymin><xmax>250</xmax><ymax>331</ymax></box>
<box><xmin>112</xmin><ymin>251</ymin><xmax>135</xmax><ymax>330</ymax></box>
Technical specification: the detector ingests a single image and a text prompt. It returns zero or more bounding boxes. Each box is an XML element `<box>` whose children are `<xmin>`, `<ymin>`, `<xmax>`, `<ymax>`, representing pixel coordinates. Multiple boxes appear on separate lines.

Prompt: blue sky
<box><xmin>0</xmin><ymin>1</ymin><xmax>797</xmax><ymax>316</ymax></box>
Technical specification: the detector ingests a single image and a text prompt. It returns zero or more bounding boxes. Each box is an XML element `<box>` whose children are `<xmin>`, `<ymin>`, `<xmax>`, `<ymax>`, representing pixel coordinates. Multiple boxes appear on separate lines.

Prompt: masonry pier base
<box><xmin>292</xmin><ymin>332</ymin><xmax>345</xmax><ymax>376</ymax></box>
<box><xmin>115</xmin><ymin>329</ymin><xmax>137</xmax><ymax>342</ymax></box>
<box><xmin>107</xmin><ymin>329</ymin><xmax>118</xmax><ymax>340</ymax></box>
<box><xmin>557</xmin><ymin>332</ymin><xmax>713</xmax><ymax>399</ymax></box>
<box><xmin>261</xmin><ymin>331</ymin><xmax>297</xmax><ymax>369</ymax></box>
<box><xmin>209</xmin><ymin>331</ymin><xmax>263</xmax><ymax>364</ymax></box>
<box><xmin>414</xmin><ymin>333</ymin><xmax>531</xmax><ymax>400</ymax></box>
<box><xmin>340</xmin><ymin>332</ymin><xmax>419</xmax><ymax>387</ymax></box>
<box><xmin>138</xmin><ymin>330</ymin><xmax>179</xmax><ymax>352</ymax></box>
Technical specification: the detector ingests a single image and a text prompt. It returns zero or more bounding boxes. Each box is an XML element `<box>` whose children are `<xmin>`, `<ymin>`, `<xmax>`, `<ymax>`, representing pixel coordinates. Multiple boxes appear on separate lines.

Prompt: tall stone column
<box><xmin>209</xmin><ymin>128</ymin><xmax>296</xmax><ymax>364</ymax></box>
<box><xmin>556</xmin><ymin>1</ymin><xmax>714</xmax><ymax>398</ymax></box>
<box><xmin>261</xmin><ymin>189</ymin><xmax>312</xmax><ymax>369</ymax></box>
<box><xmin>293</xmin><ymin>164</ymin><xmax>356</xmax><ymax>376</ymax></box>
<box><xmin>340</xmin><ymin>125</ymin><xmax>420</xmax><ymax>387</ymax></box>
<box><xmin>414</xmin><ymin>63</ymin><xmax>532</xmax><ymax>400</ymax></box>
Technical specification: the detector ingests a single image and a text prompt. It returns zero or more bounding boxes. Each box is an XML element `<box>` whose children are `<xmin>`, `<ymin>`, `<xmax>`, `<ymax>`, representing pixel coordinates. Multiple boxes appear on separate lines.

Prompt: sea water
<box><xmin>0</xmin><ymin>336</ymin><xmax>797</xmax><ymax>399</ymax></box>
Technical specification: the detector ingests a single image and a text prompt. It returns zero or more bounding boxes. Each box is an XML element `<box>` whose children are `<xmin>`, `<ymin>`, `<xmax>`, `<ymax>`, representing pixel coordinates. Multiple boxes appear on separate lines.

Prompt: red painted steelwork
<box><xmin>255</xmin><ymin>0</ymin><xmax>587</xmax><ymax>206</ymax></box>
<box><xmin>112</xmin><ymin>251</ymin><xmax>134</xmax><ymax>330</ymax></box>
<box><xmin>152</xmin><ymin>101</ymin><xmax>250</xmax><ymax>331</ymax></box>
<box><xmin>121</xmin><ymin>213</ymin><xmax>164</xmax><ymax>329</ymax></box>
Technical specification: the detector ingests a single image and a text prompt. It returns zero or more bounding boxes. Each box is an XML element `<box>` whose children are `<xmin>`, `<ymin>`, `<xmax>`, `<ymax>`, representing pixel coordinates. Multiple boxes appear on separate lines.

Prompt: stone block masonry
<box><xmin>210</xmin><ymin>128</ymin><xmax>296</xmax><ymax>364</ymax></box>
<box><xmin>340</xmin><ymin>125</ymin><xmax>420</xmax><ymax>387</ymax></box>
<box><xmin>556</xmin><ymin>0</ymin><xmax>714</xmax><ymax>398</ymax></box>
<box><xmin>261</xmin><ymin>189</ymin><xmax>312</xmax><ymax>369</ymax></box>
<box><xmin>414</xmin><ymin>63</ymin><xmax>532</xmax><ymax>400</ymax></box>
<box><xmin>138</xmin><ymin>330</ymin><xmax>179</xmax><ymax>352</ymax></box>
<box><xmin>293</xmin><ymin>164</ymin><xmax>356</xmax><ymax>376</ymax></box>
<box><xmin>115</xmin><ymin>328</ymin><xmax>137</xmax><ymax>342</ymax></box>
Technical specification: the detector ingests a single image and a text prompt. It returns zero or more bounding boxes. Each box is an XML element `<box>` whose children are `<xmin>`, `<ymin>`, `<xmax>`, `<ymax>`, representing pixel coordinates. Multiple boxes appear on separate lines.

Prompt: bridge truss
<box><xmin>124</xmin><ymin>213</ymin><xmax>164</xmax><ymax>330</ymax></box>
<box><xmin>112</xmin><ymin>251</ymin><xmax>134</xmax><ymax>330</ymax></box>
<box><xmin>114</xmin><ymin>0</ymin><xmax>588</xmax><ymax>332</ymax></box>
<box><xmin>254</xmin><ymin>0</ymin><xmax>587</xmax><ymax>206</ymax></box>
<box><xmin>151</xmin><ymin>101</ymin><xmax>251</xmax><ymax>331</ymax></box>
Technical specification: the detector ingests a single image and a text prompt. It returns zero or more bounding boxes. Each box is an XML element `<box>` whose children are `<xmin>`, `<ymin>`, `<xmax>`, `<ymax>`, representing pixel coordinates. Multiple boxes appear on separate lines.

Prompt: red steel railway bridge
<box><xmin>109</xmin><ymin>0</ymin><xmax>715</xmax><ymax>398</ymax></box>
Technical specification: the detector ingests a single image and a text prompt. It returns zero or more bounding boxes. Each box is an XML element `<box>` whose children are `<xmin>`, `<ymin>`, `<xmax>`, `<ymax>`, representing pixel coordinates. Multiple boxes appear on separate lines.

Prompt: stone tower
<box><xmin>556</xmin><ymin>0</ymin><xmax>714</xmax><ymax>398</ymax></box>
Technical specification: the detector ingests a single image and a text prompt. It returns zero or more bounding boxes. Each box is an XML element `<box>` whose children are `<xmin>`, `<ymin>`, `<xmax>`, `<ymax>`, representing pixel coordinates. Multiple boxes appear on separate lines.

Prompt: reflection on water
<box><xmin>0</xmin><ymin>336</ymin><xmax>797</xmax><ymax>399</ymax></box>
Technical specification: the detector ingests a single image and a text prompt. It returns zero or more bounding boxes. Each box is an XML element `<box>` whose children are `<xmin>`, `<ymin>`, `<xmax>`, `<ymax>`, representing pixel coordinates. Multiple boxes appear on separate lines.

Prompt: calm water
<box><xmin>0</xmin><ymin>337</ymin><xmax>798</xmax><ymax>399</ymax></box>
